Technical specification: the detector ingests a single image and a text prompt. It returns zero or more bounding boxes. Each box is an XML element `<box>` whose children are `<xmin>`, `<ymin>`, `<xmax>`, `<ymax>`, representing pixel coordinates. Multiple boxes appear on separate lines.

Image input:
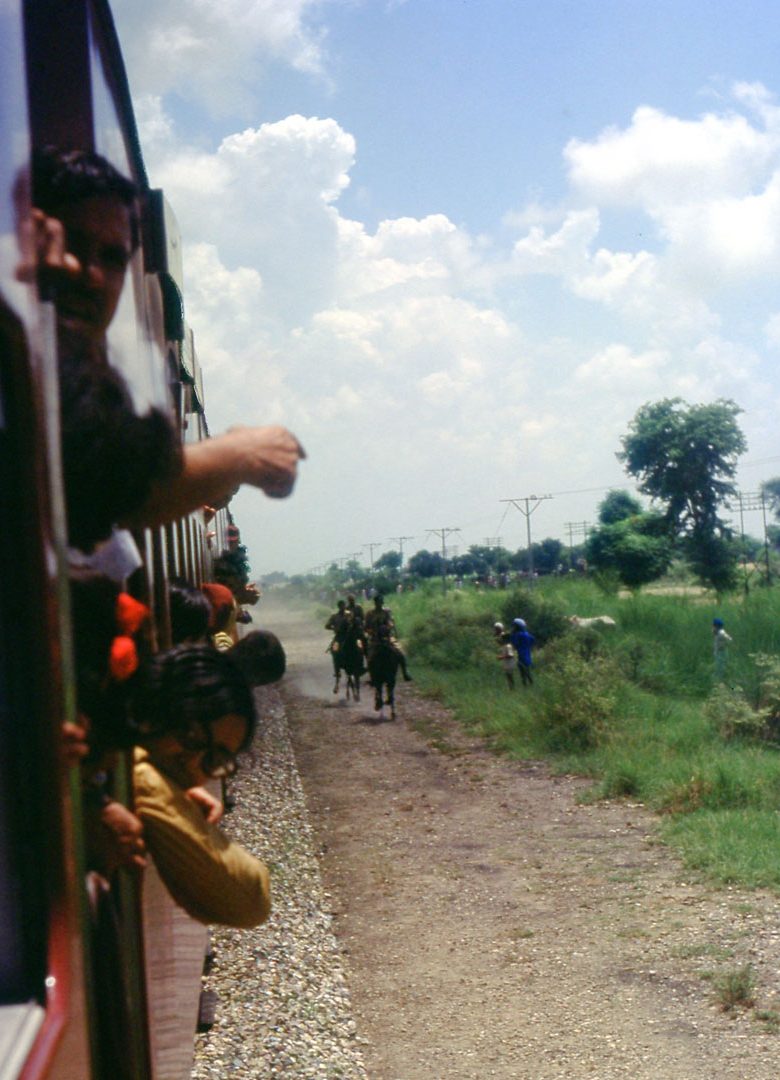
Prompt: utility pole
<box><xmin>731</xmin><ymin>491</ymin><xmax>772</xmax><ymax>588</ymax></box>
<box><xmin>501</xmin><ymin>495</ymin><xmax>552</xmax><ymax>584</ymax></box>
<box><xmin>427</xmin><ymin>527</ymin><xmax>460</xmax><ymax>592</ymax></box>
<box><xmin>387</xmin><ymin>535</ymin><xmax>414</xmax><ymax>570</ymax></box>
<box><xmin>565</xmin><ymin>521</ymin><xmax>592</xmax><ymax>570</ymax></box>
<box><xmin>363</xmin><ymin>542</ymin><xmax>382</xmax><ymax>572</ymax></box>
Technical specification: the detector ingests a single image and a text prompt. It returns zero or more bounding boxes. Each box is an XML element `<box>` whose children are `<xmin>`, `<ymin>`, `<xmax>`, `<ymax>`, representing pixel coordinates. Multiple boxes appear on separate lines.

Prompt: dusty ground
<box><xmin>270</xmin><ymin>598</ymin><xmax>780</xmax><ymax>1079</ymax></box>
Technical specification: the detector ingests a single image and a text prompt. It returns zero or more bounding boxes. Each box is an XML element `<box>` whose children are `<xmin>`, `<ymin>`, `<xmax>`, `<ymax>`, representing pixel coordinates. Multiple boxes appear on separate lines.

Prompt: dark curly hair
<box><xmin>169</xmin><ymin>579</ymin><xmax>211</xmax><ymax>644</ymax></box>
<box><xmin>131</xmin><ymin>645</ymin><xmax>256</xmax><ymax>748</ymax></box>
<box><xmin>32</xmin><ymin>146</ymin><xmax>140</xmax><ymax>250</ymax></box>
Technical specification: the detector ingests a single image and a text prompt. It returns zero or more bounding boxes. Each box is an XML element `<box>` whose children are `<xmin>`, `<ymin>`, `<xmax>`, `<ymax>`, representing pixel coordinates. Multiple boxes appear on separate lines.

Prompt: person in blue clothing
<box><xmin>509</xmin><ymin>617</ymin><xmax>535</xmax><ymax>686</ymax></box>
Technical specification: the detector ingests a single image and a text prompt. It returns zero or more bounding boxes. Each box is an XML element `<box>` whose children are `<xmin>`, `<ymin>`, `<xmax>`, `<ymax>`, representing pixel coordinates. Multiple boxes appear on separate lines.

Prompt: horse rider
<box><xmin>325</xmin><ymin>600</ymin><xmax>348</xmax><ymax>678</ymax></box>
<box><xmin>364</xmin><ymin>594</ymin><xmax>412</xmax><ymax>681</ymax></box>
<box><xmin>346</xmin><ymin>593</ymin><xmax>368</xmax><ymax>655</ymax></box>
<box><xmin>346</xmin><ymin>593</ymin><xmax>364</xmax><ymax>621</ymax></box>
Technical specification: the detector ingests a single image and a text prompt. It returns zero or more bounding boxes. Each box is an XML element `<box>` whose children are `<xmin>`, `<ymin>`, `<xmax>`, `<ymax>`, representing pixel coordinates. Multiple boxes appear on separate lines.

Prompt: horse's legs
<box><xmin>374</xmin><ymin>685</ymin><xmax>382</xmax><ymax>712</ymax></box>
<box><xmin>388</xmin><ymin>680</ymin><xmax>396</xmax><ymax>720</ymax></box>
<box><xmin>333</xmin><ymin>670</ymin><xmax>340</xmax><ymax>695</ymax></box>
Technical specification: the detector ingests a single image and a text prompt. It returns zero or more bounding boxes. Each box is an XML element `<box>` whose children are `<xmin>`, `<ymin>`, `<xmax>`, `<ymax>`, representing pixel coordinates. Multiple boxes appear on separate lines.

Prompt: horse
<box><xmin>367</xmin><ymin>629</ymin><xmax>401</xmax><ymax>720</ymax></box>
<box><xmin>332</xmin><ymin>617</ymin><xmax>365</xmax><ymax>701</ymax></box>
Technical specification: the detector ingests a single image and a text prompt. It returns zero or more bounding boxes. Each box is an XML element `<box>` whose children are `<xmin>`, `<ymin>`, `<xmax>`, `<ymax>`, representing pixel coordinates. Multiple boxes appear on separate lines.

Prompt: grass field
<box><xmin>385</xmin><ymin>578</ymin><xmax>780</xmax><ymax>889</ymax></box>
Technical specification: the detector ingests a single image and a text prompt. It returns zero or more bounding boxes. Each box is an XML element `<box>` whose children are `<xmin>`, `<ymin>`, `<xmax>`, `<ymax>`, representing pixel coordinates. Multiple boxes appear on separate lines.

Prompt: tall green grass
<box><xmin>391</xmin><ymin>579</ymin><xmax>780</xmax><ymax>890</ymax></box>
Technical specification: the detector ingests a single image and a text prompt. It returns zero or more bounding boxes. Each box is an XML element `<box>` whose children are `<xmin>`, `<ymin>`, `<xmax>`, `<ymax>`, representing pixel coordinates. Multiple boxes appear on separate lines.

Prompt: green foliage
<box><xmin>706</xmin><ymin>685</ymin><xmax>770</xmax><ymax>743</ymax></box>
<box><xmin>619</xmin><ymin>397</ymin><xmax>746</xmax><ymax>535</ymax></box>
<box><xmin>714</xmin><ymin>965</ymin><xmax>756</xmax><ymax>1011</ymax></box>
<box><xmin>586</xmin><ymin>513</ymin><xmax>673</xmax><ymax>590</ymax></box>
<box><xmin>406</xmin><ymin>606</ymin><xmax>494</xmax><ymax>670</ymax></box>
<box><xmin>535</xmin><ymin>645</ymin><xmax>622</xmax><ymax>752</ymax></box>
<box><xmin>389</xmin><ymin>576</ymin><xmax>780</xmax><ymax>890</ymax></box>
<box><xmin>598</xmin><ymin>489</ymin><xmax>643</xmax><ymax>524</ymax></box>
<box><xmin>618</xmin><ymin>398</ymin><xmax>746</xmax><ymax>591</ymax></box>
<box><xmin>684</xmin><ymin>530</ymin><xmax>741</xmax><ymax>594</ymax></box>
<box><xmin>406</xmin><ymin>549</ymin><xmax>444</xmax><ymax>578</ymax></box>
<box><xmin>497</xmin><ymin>587</ymin><xmax>570</xmax><ymax>645</ymax></box>
<box><xmin>374</xmin><ymin>550</ymin><xmax>402</xmax><ymax>573</ymax></box>
<box><xmin>704</xmin><ymin>654</ymin><xmax>780</xmax><ymax>744</ymax></box>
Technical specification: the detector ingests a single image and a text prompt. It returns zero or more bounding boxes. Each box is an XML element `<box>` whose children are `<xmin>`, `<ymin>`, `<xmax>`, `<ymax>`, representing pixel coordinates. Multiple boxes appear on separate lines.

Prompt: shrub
<box><xmin>498</xmin><ymin>587</ymin><xmax>570</xmax><ymax>646</ymax></box>
<box><xmin>706</xmin><ymin>685</ymin><xmax>769</xmax><ymax>743</ymax></box>
<box><xmin>406</xmin><ymin>607</ymin><xmax>494</xmax><ymax>670</ymax></box>
<box><xmin>705</xmin><ymin>656</ymin><xmax>780</xmax><ymax>745</ymax></box>
<box><xmin>536</xmin><ymin>648</ymin><xmax>622</xmax><ymax>752</ymax></box>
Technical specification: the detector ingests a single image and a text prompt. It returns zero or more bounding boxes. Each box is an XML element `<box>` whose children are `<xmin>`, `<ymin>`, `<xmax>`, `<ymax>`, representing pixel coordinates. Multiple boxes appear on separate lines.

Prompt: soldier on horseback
<box><xmin>364</xmin><ymin>594</ymin><xmax>412</xmax><ymax>682</ymax></box>
<box><xmin>325</xmin><ymin>600</ymin><xmax>348</xmax><ymax>681</ymax></box>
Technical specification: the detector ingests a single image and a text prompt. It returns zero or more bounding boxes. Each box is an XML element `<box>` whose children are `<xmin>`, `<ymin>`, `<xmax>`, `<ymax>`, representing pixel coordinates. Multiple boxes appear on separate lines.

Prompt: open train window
<box><xmin>86</xmin><ymin>0</ymin><xmax>170</xmax><ymax>416</ymax></box>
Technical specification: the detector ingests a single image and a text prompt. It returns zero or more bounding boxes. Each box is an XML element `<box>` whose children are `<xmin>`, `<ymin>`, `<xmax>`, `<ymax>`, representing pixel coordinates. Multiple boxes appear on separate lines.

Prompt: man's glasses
<box><xmin>179</xmin><ymin>722</ymin><xmax>240</xmax><ymax>779</ymax></box>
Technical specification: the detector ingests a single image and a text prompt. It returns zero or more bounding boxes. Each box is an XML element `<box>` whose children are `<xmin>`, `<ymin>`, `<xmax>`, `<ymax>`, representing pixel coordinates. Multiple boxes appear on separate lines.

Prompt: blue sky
<box><xmin>113</xmin><ymin>0</ymin><xmax>780</xmax><ymax>574</ymax></box>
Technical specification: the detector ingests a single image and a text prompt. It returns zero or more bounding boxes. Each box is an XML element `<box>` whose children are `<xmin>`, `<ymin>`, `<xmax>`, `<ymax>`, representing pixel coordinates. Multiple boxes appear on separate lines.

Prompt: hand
<box><xmin>186</xmin><ymin>785</ymin><xmax>224</xmax><ymax>824</ymax></box>
<box><xmin>237</xmin><ymin>583</ymin><xmax>261</xmax><ymax>605</ymax></box>
<box><xmin>16</xmin><ymin>208</ymin><xmax>81</xmax><ymax>287</ymax></box>
<box><xmin>99</xmin><ymin>800</ymin><xmax>146</xmax><ymax>873</ymax></box>
<box><xmin>229</xmin><ymin>425</ymin><xmax>306</xmax><ymax>498</ymax></box>
<box><xmin>62</xmin><ymin>716</ymin><xmax>90</xmax><ymax>766</ymax></box>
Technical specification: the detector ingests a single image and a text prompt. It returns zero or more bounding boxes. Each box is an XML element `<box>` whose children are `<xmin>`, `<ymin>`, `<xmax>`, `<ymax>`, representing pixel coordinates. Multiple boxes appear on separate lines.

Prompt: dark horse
<box><xmin>332</xmin><ymin>617</ymin><xmax>365</xmax><ymax>701</ymax></box>
<box><xmin>367</xmin><ymin>627</ymin><xmax>400</xmax><ymax>719</ymax></box>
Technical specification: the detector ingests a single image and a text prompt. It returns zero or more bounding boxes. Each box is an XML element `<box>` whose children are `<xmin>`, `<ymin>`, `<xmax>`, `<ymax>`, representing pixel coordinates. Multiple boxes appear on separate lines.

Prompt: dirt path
<box><xmin>269</xmin><ymin>598</ymin><xmax>780</xmax><ymax>1079</ymax></box>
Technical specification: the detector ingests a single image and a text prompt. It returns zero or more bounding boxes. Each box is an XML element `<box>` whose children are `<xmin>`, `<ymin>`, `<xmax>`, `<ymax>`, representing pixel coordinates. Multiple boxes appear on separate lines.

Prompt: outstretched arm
<box><xmin>129</xmin><ymin>424</ymin><xmax>306</xmax><ymax>527</ymax></box>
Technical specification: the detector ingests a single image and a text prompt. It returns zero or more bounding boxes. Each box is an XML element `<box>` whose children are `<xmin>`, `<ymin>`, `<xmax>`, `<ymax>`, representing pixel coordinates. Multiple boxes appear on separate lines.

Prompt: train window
<box><xmin>86</xmin><ymin>0</ymin><xmax>170</xmax><ymax>416</ymax></box>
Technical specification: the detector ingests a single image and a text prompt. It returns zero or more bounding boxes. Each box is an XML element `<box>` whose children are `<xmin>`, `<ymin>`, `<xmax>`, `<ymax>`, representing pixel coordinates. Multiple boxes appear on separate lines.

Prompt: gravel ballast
<box><xmin>191</xmin><ymin>685</ymin><xmax>368</xmax><ymax>1080</ymax></box>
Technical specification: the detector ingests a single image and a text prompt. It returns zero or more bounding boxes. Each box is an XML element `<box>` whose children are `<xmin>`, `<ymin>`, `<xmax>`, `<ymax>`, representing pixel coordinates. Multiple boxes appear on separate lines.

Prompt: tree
<box><xmin>585</xmin><ymin>513</ymin><xmax>672</xmax><ymax>591</ymax></box>
<box><xmin>407</xmin><ymin>549</ymin><xmax>444</xmax><ymax>578</ymax></box>
<box><xmin>619</xmin><ymin>398</ymin><xmax>746</xmax><ymax>591</ymax></box>
<box><xmin>598</xmin><ymin>490</ymin><xmax>642</xmax><ymax>525</ymax></box>
<box><xmin>374</xmin><ymin>550</ymin><xmax>402</xmax><ymax>574</ymax></box>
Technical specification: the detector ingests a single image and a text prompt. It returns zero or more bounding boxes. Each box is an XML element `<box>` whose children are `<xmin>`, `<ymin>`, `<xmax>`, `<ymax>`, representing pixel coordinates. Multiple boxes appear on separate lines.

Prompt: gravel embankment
<box><xmin>191</xmin><ymin>685</ymin><xmax>368</xmax><ymax>1080</ymax></box>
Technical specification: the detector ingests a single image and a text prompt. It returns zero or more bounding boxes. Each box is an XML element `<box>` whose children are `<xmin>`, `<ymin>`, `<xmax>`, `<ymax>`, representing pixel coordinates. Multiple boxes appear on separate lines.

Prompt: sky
<box><xmin>111</xmin><ymin>0</ymin><xmax>780</xmax><ymax>576</ymax></box>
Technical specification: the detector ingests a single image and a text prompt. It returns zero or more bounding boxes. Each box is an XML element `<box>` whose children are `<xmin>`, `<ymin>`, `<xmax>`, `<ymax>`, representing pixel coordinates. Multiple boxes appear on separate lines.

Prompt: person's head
<box><xmin>493</xmin><ymin>621</ymin><xmax>504</xmax><ymax>634</ymax></box>
<box><xmin>228</xmin><ymin>630</ymin><xmax>286</xmax><ymax>686</ymax></box>
<box><xmin>713</xmin><ymin>617</ymin><xmax>724</xmax><ymax>630</ymax></box>
<box><xmin>201</xmin><ymin>583</ymin><xmax>237</xmax><ymax>634</ymax></box>
<box><xmin>337</xmin><ymin>600</ymin><xmax>346</xmax><ymax>611</ymax></box>
<box><xmin>513</xmin><ymin>618</ymin><xmax>526</xmax><ymax>629</ymax></box>
<box><xmin>134</xmin><ymin>645</ymin><xmax>256</xmax><ymax>788</ymax></box>
<box><xmin>374</xmin><ymin>594</ymin><xmax>384</xmax><ymax>608</ymax></box>
<box><xmin>33</xmin><ymin>148</ymin><xmax>140</xmax><ymax>344</ymax></box>
<box><xmin>169</xmin><ymin>580</ymin><xmax>211</xmax><ymax>644</ymax></box>
<box><xmin>347</xmin><ymin>594</ymin><xmax>356</xmax><ymax>606</ymax></box>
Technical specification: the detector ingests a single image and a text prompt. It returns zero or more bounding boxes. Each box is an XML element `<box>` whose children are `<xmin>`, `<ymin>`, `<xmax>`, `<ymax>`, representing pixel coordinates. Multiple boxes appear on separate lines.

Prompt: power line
<box><xmin>427</xmin><ymin>527</ymin><xmax>460</xmax><ymax>592</ymax></box>
<box><xmin>500</xmin><ymin>495</ymin><xmax>553</xmax><ymax>584</ymax></box>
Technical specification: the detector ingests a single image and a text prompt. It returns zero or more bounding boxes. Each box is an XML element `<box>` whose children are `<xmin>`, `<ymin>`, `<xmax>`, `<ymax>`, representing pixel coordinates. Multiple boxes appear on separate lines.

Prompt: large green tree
<box><xmin>618</xmin><ymin>398</ymin><xmax>746</xmax><ymax>591</ymax></box>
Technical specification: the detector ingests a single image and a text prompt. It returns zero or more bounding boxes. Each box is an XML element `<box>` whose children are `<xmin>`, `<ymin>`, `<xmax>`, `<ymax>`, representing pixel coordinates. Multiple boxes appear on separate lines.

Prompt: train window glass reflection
<box><xmin>86</xmin><ymin>4</ymin><xmax>169</xmax><ymax>415</ymax></box>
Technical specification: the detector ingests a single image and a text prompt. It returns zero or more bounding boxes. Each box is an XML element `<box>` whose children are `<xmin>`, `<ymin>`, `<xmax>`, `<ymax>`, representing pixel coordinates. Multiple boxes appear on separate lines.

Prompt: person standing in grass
<box><xmin>509</xmin><ymin>618</ymin><xmax>535</xmax><ymax>687</ymax></box>
<box><xmin>494</xmin><ymin>622</ymin><xmax>515</xmax><ymax>690</ymax></box>
<box><xmin>712</xmin><ymin>617</ymin><xmax>732</xmax><ymax>681</ymax></box>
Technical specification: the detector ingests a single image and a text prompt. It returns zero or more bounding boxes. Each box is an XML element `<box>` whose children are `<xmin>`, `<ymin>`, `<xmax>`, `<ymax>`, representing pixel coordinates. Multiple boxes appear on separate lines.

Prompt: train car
<box><xmin>1</xmin><ymin>2</ymin><xmax>245</xmax><ymax>1076</ymax></box>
